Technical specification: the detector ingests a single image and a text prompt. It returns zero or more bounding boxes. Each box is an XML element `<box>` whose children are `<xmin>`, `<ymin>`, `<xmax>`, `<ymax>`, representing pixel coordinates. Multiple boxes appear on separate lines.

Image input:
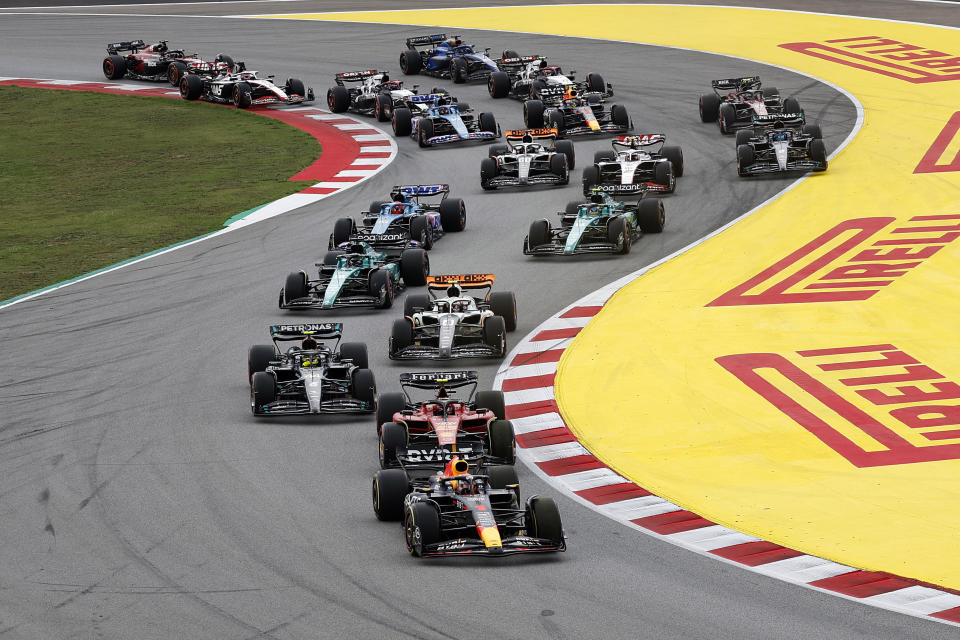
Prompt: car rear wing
<box><xmin>614</xmin><ymin>134</ymin><xmax>665</xmax><ymax>149</ymax></box>
<box><xmin>751</xmin><ymin>113</ymin><xmax>805</xmax><ymax>127</ymax></box>
<box><xmin>270</xmin><ymin>322</ymin><xmax>343</xmax><ymax>341</ymax></box>
<box><xmin>106</xmin><ymin>39</ymin><xmax>145</xmax><ymax>54</ymax></box>
<box><xmin>406</xmin><ymin>33</ymin><xmax>447</xmax><ymax>49</ymax></box>
<box><xmin>505</xmin><ymin>128</ymin><xmax>558</xmax><ymax>141</ymax></box>
<box><xmin>498</xmin><ymin>54</ymin><xmax>544</xmax><ymax>66</ymax></box>
<box><xmin>334</xmin><ymin>69</ymin><xmax>386</xmax><ymax>85</ymax></box>
<box><xmin>426</xmin><ymin>273</ymin><xmax>496</xmax><ymax>290</ymax></box>
<box><xmin>393</xmin><ymin>184</ymin><xmax>449</xmax><ymax>201</ymax></box>
<box><xmin>399</xmin><ymin>370</ymin><xmax>479</xmax><ymax>389</ymax></box>
<box><xmin>712</xmin><ymin>76</ymin><xmax>761</xmax><ymax>92</ymax></box>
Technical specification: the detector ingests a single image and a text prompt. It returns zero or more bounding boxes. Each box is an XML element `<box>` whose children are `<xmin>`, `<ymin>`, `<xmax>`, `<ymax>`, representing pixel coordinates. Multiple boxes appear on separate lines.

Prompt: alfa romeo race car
<box><xmin>279</xmin><ymin>241</ymin><xmax>429</xmax><ymax>311</ymax></box>
<box><xmin>328</xmin><ymin>184</ymin><xmax>466</xmax><ymax>251</ymax></box>
<box><xmin>524</xmin><ymin>89</ymin><xmax>630</xmax><ymax>137</ymax></box>
<box><xmin>736</xmin><ymin>116</ymin><xmax>828</xmax><ymax>176</ymax></box>
<box><xmin>247</xmin><ymin>323</ymin><xmax>376</xmax><ymax>416</ymax></box>
<box><xmin>399</xmin><ymin>33</ymin><xmax>499</xmax><ymax>83</ymax></box>
<box><xmin>326</xmin><ymin>69</ymin><xmax>425</xmax><ymax>121</ymax></box>
<box><xmin>392</xmin><ymin>98</ymin><xmax>500</xmax><ymax>147</ymax></box>
<box><xmin>373</xmin><ymin>458</ymin><xmax>566</xmax><ymax>557</ymax></box>
<box><xmin>487</xmin><ymin>54</ymin><xmax>612</xmax><ymax>102</ymax></box>
<box><xmin>180</xmin><ymin>65</ymin><xmax>313</xmax><ymax>108</ymax></box>
<box><xmin>582</xmin><ymin>134</ymin><xmax>684</xmax><ymax>197</ymax></box>
<box><xmin>480</xmin><ymin>128</ymin><xmax>575</xmax><ymax>190</ymax></box>
<box><xmin>698</xmin><ymin>76</ymin><xmax>802</xmax><ymax>134</ymax></box>
<box><xmin>390</xmin><ymin>274</ymin><xmax>517</xmax><ymax>360</ymax></box>
<box><xmin>524</xmin><ymin>188</ymin><xmax>664</xmax><ymax>256</ymax></box>
<box><xmin>102</xmin><ymin>39</ymin><xmax>234</xmax><ymax>85</ymax></box>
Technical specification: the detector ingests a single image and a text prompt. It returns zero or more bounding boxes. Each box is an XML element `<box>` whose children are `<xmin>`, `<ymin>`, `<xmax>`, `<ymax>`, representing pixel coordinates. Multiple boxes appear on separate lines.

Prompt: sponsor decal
<box><xmin>427</xmin><ymin>273</ymin><xmax>494</xmax><ymax>284</ymax></box>
<box><xmin>429</xmin><ymin>134</ymin><xmax>462</xmax><ymax>143</ymax></box>
<box><xmin>780</xmin><ymin>36</ymin><xmax>960</xmax><ymax>83</ymax></box>
<box><xmin>405</xmin><ymin>447</ymin><xmax>474</xmax><ymax>462</ymax></box>
<box><xmin>618</xmin><ymin>134</ymin><xmax>664</xmax><ymax>145</ymax></box>
<box><xmin>718</xmin><ymin>344</ymin><xmax>960</xmax><ymax>467</ymax></box>
<box><xmin>272</xmin><ymin>323</ymin><xmax>342</xmax><ymax>334</ymax></box>
<box><xmin>915</xmin><ymin>111</ymin><xmax>960</xmax><ymax>174</ymax></box>
<box><xmin>594</xmin><ymin>184</ymin><xmax>644</xmax><ymax>192</ymax></box>
<box><xmin>354</xmin><ymin>232</ymin><xmax>406</xmax><ymax>242</ymax></box>
<box><xmin>397</xmin><ymin>184</ymin><xmax>447</xmax><ymax>195</ymax></box>
<box><xmin>708</xmin><ymin>214</ymin><xmax>960</xmax><ymax>306</ymax></box>
<box><xmin>403</xmin><ymin>370</ymin><xmax>475</xmax><ymax>383</ymax></box>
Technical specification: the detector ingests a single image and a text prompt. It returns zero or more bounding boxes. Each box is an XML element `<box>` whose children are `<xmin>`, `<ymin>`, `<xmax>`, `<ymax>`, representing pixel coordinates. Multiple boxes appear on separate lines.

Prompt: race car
<box><xmin>487</xmin><ymin>54</ymin><xmax>612</xmax><ymax>101</ymax></box>
<box><xmin>279</xmin><ymin>240</ymin><xmax>429</xmax><ymax>311</ymax></box>
<box><xmin>523</xmin><ymin>89</ymin><xmax>630</xmax><ymax>138</ymax></box>
<box><xmin>247</xmin><ymin>323</ymin><xmax>376</xmax><ymax>416</ymax></box>
<box><xmin>392</xmin><ymin>98</ymin><xmax>500</xmax><ymax>147</ymax></box>
<box><xmin>524</xmin><ymin>188</ymin><xmax>664</xmax><ymax>256</ymax></box>
<box><xmin>736</xmin><ymin>116</ymin><xmax>828</xmax><ymax>176</ymax></box>
<box><xmin>390</xmin><ymin>274</ymin><xmax>517</xmax><ymax>360</ymax></box>
<box><xmin>698</xmin><ymin>76</ymin><xmax>802</xmax><ymax>134</ymax></box>
<box><xmin>326</xmin><ymin>69</ymin><xmax>424</xmax><ymax>121</ymax></box>
<box><xmin>101</xmin><ymin>39</ymin><xmax>234</xmax><ymax>85</ymax></box>
<box><xmin>480</xmin><ymin>128</ymin><xmax>575</xmax><ymax>190</ymax></box>
<box><xmin>179</xmin><ymin>65</ymin><xmax>313</xmax><ymax>108</ymax></box>
<box><xmin>328</xmin><ymin>184</ymin><xmax>466</xmax><ymax>251</ymax></box>
<box><xmin>373</xmin><ymin>457</ymin><xmax>566</xmax><ymax>557</ymax></box>
<box><xmin>582</xmin><ymin>134</ymin><xmax>684</xmax><ymax>197</ymax></box>
<box><xmin>399</xmin><ymin>33</ymin><xmax>499</xmax><ymax>83</ymax></box>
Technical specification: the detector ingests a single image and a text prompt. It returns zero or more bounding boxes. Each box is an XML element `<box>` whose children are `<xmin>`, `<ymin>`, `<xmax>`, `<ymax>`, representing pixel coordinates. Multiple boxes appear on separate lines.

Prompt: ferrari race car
<box><xmin>582</xmin><ymin>134</ymin><xmax>684</xmax><ymax>197</ymax></box>
<box><xmin>328</xmin><ymin>184</ymin><xmax>466</xmax><ymax>251</ymax></box>
<box><xmin>326</xmin><ymin>69</ymin><xmax>425</xmax><ymax>121</ymax></box>
<box><xmin>390</xmin><ymin>274</ymin><xmax>517</xmax><ymax>360</ymax></box>
<box><xmin>399</xmin><ymin>33</ymin><xmax>499</xmax><ymax>83</ymax></box>
<box><xmin>524</xmin><ymin>89</ymin><xmax>630</xmax><ymax>137</ymax></box>
<box><xmin>487</xmin><ymin>54</ymin><xmax>612</xmax><ymax>102</ymax></box>
<box><xmin>524</xmin><ymin>188</ymin><xmax>664</xmax><ymax>256</ymax></box>
<box><xmin>698</xmin><ymin>76</ymin><xmax>802</xmax><ymax>134</ymax></box>
<box><xmin>279</xmin><ymin>241</ymin><xmax>429</xmax><ymax>311</ymax></box>
<box><xmin>102</xmin><ymin>39</ymin><xmax>234</xmax><ymax>85</ymax></box>
<box><xmin>392</xmin><ymin>97</ymin><xmax>500</xmax><ymax>147</ymax></box>
<box><xmin>736</xmin><ymin>115</ymin><xmax>828</xmax><ymax>176</ymax></box>
<box><xmin>481</xmin><ymin>128</ymin><xmax>575</xmax><ymax>190</ymax></box>
<box><xmin>247</xmin><ymin>323</ymin><xmax>376</xmax><ymax>416</ymax></box>
<box><xmin>180</xmin><ymin>65</ymin><xmax>313</xmax><ymax>108</ymax></box>
<box><xmin>373</xmin><ymin>457</ymin><xmax>566</xmax><ymax>557</ymax></box>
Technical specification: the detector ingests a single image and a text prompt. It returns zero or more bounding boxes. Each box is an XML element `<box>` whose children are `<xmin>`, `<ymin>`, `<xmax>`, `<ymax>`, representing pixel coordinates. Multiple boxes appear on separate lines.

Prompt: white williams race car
<box><xmin>180</xmin><ymin>64</ymin><xmax>314</xmax><ymax>108</ymax></box>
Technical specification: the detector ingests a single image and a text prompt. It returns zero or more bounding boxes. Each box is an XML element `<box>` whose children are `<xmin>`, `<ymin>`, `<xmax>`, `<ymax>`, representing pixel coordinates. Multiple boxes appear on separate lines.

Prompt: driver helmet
<box><xmin>381</xmin><ymin>80</ymin><xmax>402</xmax><ymax>91</ymax></box>
<box><xmin>457</xmin><ymin>474</ymin><xmax>474</xmax><ymax>495</ymax></box>
<box><xmin>451</xmin><ymin>299</ymin><xmax>469</xmax><ymax>313</ymax></box>
<box><xmin>446</xmin><ymin>284</ymin><xmax>462</xmax><ymax>298</ymax></box>
<box><xmin>541</xmin><ymin>67</ymin><xmax>554</xmax><ymax>77</ymax></box>
<box><xmin>391</xmin><ymin>203</ymin><xmax>405</xmax><ymax>215</ymax></box>
<box><xmin>438</xmin><ymin>106</ymin><xmax>450</xmax><ymax>115</ymax></box>
<box><xmin>301</xmin><ymin>337</ymin><xmax>318</xmax><ymax>350</ymax></box>
<box><xmin>240</xmin><ymin>71</ymin><xmax>255</xmax><ymax>81</ymax></box>
<box><xmin>446</xmin><ymin>38</ymin><xmax>462</xmax><ymax>47</ymax></box>
<box><xmin>156</xmin><ymin>41</ymin><xmax>168</xmax><ymax>53</ymax></box>
<box><xmin>742</xmin><ymin>91</ymin><xmax>754</xmax><ymax>101</ymax></box>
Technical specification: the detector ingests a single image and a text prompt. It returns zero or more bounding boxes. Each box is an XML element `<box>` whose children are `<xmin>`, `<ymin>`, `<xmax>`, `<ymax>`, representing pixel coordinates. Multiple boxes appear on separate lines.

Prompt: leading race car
<box><xmin>247</xmin><ymin>323</ymin><xmax>376</xmax><ymax>416</ymax></box>
<box><xmin>280</xmin><ymin>240</ymin><xmax>429</xmax><ymax>311</ymax></box>
<box><xmin>736</xmin><ymin>115</ymin><xmax>828</xmax><ymax>176</ymax></box>
<box><xmin>399</xmin><ymin>33</ymin><xmax>499</xmax><ymax>83</ymax></box>
<box><xmin>180</xmin><ymin>65</ymin><xmax>314</xmax><ymax>108</ymax></box>
<box><xmin>480</xmin><ymin>128</ymin><xmax>575</xmax><ymax>190</ymax></box>
<box><xmin>487</xmin><ymin>54</ymin><xmax>612</xmax><ymax>102</ymax></box>
<box><xmin>698</xmin><ymin>76</ymin><xmax>802</xmax><ymax>134</ymax></box>
<box><xmin>390</xmin><ymin>274</ymin><xmax>517</xmax><ymax>360</ymax></box>
<box><xmin>524</xmin><ymin>88</ymin><xmax>631</xmax><ymax>138</ymax></box>
<box><xmin>524</xmin><ymin>188</ymin><xmax>664</xmax><ymax>256</ymax></box>
<box><xmin>373</xmin><ymin>457</ymin><xmax>566</xmax><ymax>557</ymax></box>
<box><xmin>328</xmin><ymin>184</ymin><xmax>466</xmax><ymax>251</ymax></box>
<box><xmin>326</xmin><ymin>69</ymin><xmax>424</xmax><ymax>121</ymax></box>
<box><xmin>101</xmin><ymin>39</ymin><xmax>234</xmax><ymax>86</ymax></box>
<box><xmin>392</xmin><ymin>97</ymin><xmax>500</xmax><ymax>147</ymax></box>
<box><xmin>582</xmin><ymin>134</ymin><xmax>684</xmax><ymax>197</ymax></box>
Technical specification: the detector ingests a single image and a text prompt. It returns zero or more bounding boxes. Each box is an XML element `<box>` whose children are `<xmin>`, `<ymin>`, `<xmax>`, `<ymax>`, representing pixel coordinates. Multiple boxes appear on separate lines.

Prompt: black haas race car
<box><xmin>179</xmin><ymin>63</ymin><xmax>313</xmax><ymax>108</ymax></box>
<box><xmin>699</xmin><ymin>76</ymin><xmax>803</xmax><ymax>134</ymax></box>
<box><xmin>583</xmin><ymin>134</ymin><xmax>684</xmax><ymax>196</ymax></box>
<box><xmin>102</xmin><ymin>39</ymin><xmax>234</xmax><ymax>86</ymax></box>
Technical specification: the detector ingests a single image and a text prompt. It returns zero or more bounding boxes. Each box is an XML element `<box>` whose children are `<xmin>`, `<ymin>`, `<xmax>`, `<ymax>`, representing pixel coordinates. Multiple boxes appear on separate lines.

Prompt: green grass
<box><xmin>0</xmin><ymin>86</ymin><xmax>320</xmax><ymax>300</ymax></box>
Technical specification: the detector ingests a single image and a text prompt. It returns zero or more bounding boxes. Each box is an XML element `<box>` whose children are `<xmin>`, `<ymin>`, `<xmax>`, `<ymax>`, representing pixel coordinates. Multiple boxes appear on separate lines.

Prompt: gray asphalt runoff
<box><xmin>0</xmin><ymin>2</ymin><xmax>957</xmax><ymax>639</ymax></box>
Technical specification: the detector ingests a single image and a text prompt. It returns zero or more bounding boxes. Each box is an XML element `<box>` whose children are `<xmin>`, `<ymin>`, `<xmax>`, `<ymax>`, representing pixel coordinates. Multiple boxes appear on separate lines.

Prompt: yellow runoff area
<box><xmin>256</xmin><ymin>7</ymin><xmax>960</xmax><ymax>586</ymax></box>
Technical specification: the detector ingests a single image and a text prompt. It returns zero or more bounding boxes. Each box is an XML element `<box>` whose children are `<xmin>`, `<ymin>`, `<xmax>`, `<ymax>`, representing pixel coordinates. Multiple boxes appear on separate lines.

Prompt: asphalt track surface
<box><xmin>0</xmin><ymin>2</ymin><xmax>956</xmax><ymax>639</ymax></box>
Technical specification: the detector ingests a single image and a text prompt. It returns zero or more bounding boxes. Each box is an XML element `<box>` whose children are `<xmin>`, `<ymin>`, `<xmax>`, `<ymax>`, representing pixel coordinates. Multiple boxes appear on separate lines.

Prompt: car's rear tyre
<box><xmin>528</xmin><ymin>219</ymin><xmax>551</xmax><ymax>249</ymax></box>
<box><xmin>480</xmin><ymin>157</ymin><xmax>498</xmax><ymax>190</ymax></box>
<box><xmin>637</xmin><ymin>198</ymin><xmax>665</xmax><ymax>233</ymax></box>
<box><xmin>102</xmin><ymin>54</ymin><xmax>127</xmax><ymax>80</ymax></box>
<box><xmin>488</xmin><ymin>144</ymin><xmax>508</xmax><ymax>158</ymax></box>
<box><xmin>409</xmin><ymin>215</ymin><xmax>432</xmax><ymax>249</ymax></box>
<box><xmin>479</xmin><ymin>112</ymin><xmax>497</xmax><ymax>135</ymax></box>
<box><xmin>593</xmin><ymin>149</ymin><xmax>615</xmax><ymax>164</ymax></box>
<box><xmin>581</xmin><ymin>165</ymin><xmax>599</xmax><ymax>197</ymax></box>
<box><xmin>339</xmin><ymin>342</ymin><xmax>369</xmax><ymax>369</ymax></box>
<box><xmin>488</xmin><ymin>70</ymin><xmax>510</xmax><ymax>98</ymax></box>
<box><xmin>735</xmin><ymin>129</ymin><xmax>754</xmax><ymax>147</ymax></box>
<box><xmin>699</xmin><ymin>93</ymin><xmax>720</xmax><ymax>122</ymax></box>
<box><xmin>322</xmin><ymin>250</ymin><xmax>342</xmax><ymax>266</ymax></box>
<box><xmin>565</xmin><ymin>201</ymin><xmax>584</xmax><ymax>217</ymax></box>
<box><xmin>390</xmin><ymin>318</ymin><xmax>413</xmax><ymax>356</ymax></box>
<box><xmin>451</xmin><ymin>57</ymin><xmax>468</xmax><ymax>84</ymax></box>
<box><xmin>285</xmin><ymin>78</ymin><xmax>305</xmax><ymax>98</ymax></box>
<box><xmin>399</xmin><ymin>49</ymin><xmax>422</xmax><ymax>74</ymax></box>
<box><xmin>375</xmin><ymin>92</ymin><xmax>392</xmax><ymax>121</ymax></box>
<box><xmin>283</xmin><ymin>271</ymin><xmax>307</xmax><ymax>305</ymax></box>
<box><xmin>475</xmin><ymin>390</ymin><xmax>506</xmax><ymax>421</ymax></box>
<box><xmin>180</xmin><ymin>74</ymin><xmax>203</xmax><ymax>100</ymax></box>
<box><xmin>379</xmin><ymin>421</ymin><xmax>407</xmax><ymax>468</ymax></box>
<box><xmin>585</xmin><ymin>72</ymin><xmax>605</xmax><ymax>93</ymax></box>
<box><xmin>654</xmin><ymin>161</ymin><xmax>674</xmax><ymax>193</ymax></box>
<box><xmin>487</xmin><ymin>465</ymin><xmax>519</xmax><ymax>491</ymax></box>
<box><xmin>809</xmin><ymin>139</ymin><xmax>828</xmax><ymax>171</ymax></box>
<box><xmin>782</xmin><ymin>96</ymin><xmax>801</xmax><ymax>115</ymax></box>
<box><xmin>369</xmin><ymin>269</ymin><xmax>393</xmax><ymax>309</ymax></box>
<box><xmin>554</xmin><ymin>139</ymin><xmax>575</xmax><ymax>169</ymax></box>
<box><xmin>550</xmin><ymin>153</ymin><xmax>568</xmax><ymax>183</ymax></box>
<box><xmin>718</xmin><ymin>103</ymin><xmax>736</xmax><ymax>134</ymax></box>
<box><xmin>403</xmin><ymin>292</ymin><xmax>431</xmax><ymax>317</ymax></box>
<box><xmin>610</xmin><ymin>104</ymin><xmax>629</xmax><ymax>128</ymax></box>
<box><xmin>233</xmin><ymin>82</ymin><xmax>252</xmax><ymax>109</ymax></box>
<box><xmin>327</xmin><ymin>85</ymin><xmax>349</xmax><ymax>112</ymax></box>
<box><xmin>763</xmin><ymin>86</ymin><xmax>780</xmax><ymax>100</ymax></box>
<box><xmin>524</xmin><ymin>99</ymin><xmax>545</xmax><ymax>128</ymax></box>
<box><xmin>439</xmin><ymin>197</ymin><xmax>466</xmax><ymax>232</ymax></box>
<box><xmin>352</xmin><ymin>368</ymin><xmax>376</xmax><ymax>404</ymax></box>
<box><xmin>488</xmin><ymin>419</ymin><xmax>516</xmax><ymax>464</ymax></box>
<box><xmin>405</xmin><ymin>502</ymin><xmax>441</xmax><ymax>556</ymax></box>
<box><xmin>167</xmin><ymin>61</ymin><xmax>187</xmax><ymax>86</ymax></box>
<box><xmin>392</xmin><ymin>107</ymin><xmax>413</xmax><ymax>136</ymax></box>
<box><xmin>251</xmin><ymin>372</ymin><xmax>275</xmax><ymax>414</ymax></box>
<box><xmin>399</xmin><ymin>248</ymin><xmax>429</xmax><ymax>286</ymax></box>
<box><xmin>502</xmin><ymin>49</ymin><xmax>519</xmax><ymax>60</ymax></box>
<box><xmin>332</xmin><ymin>217</ymin><xmax>354</xmax><ymax>247</ymax></box>
<box><xmin>802</xmin><ymin>123</ymin><xmax>823</xmax><ymax>139</ymax></box>
<box><xmin>247</xmin><ymin>344</ymin><xmax>276</xmax><ymax>382</ymax></box>
<box><xmin>488</xmin><ymin>291</ymin><xmax>517</xmax><ymax>331</ymax></box>
<box><xmin>607</xmin><ymin>216</ymin><xmax>630</xmax><ymax>254</ymax></box>
<box><xmin>373</xmin><ymin>469</ymin><xmax>409</xmax><ymax>521</ymax></box>
<box><xmin>376</xmin><ymin>391</ymin><xmax>407</xmax><ymax>432</ymax></box>
<box><xmin>737</xmin><ymin>144</ymin><xmax>755</xmax><ymax>176</ymax></box>
<box><xmin>528</xmin><ymin>497</ymin><xmax>563</xmax><ymax>544</ymax></box>
<box><xmin>661</xmin><ymin>145</ymin><xmax>684</xmax><ymax>177</ymax></box>
<box><xmin>417</xmin><ymin>118</ymin><xmax>435</xmax><ymax>148</ymax></box>
<box><xmin>453</xmin><ymin>101</ymin><xmax>470</xmax><ymax>113</ymax></box>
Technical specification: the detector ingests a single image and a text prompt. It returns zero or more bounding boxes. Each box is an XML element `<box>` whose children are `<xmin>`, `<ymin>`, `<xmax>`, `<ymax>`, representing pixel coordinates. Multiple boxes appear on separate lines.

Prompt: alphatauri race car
<box><xmin>179</xmin><ymin>65</ymin><xmax>313</xmax><ymax>108</ymax></box>
<box><xmin>326</xmin><ymin>69</ymin><xmax>423</xmax><ymax>121</ymax></box>
<box><xmin>280</xmin><ymin>240</ymin><xmax>429</xmax><ymax>311</ymax></box>
<box><xmin>698</xmin><ymin>76</ymin><xmax>802</xmax><ymax>134</ymax></box>
<box><xmin>524</xmin><ymin>89</ymin><xmax>630</xmax><ymax>137</ymax></box>
<box><xmin>390</xmin><ymin>274</ymin><xmax>517</xmax><ymax>360</ymax></box>
<box><xmin>481</xmin><ymin>128</ymin><xmax>575</xmax><ymax>190</ymax></box>
<box><xmin>248</xmin><ymin>323</ymin><xmax>376</xmax><ymax>416</ymax></box>
<box><xmin>487</xmin><ymin>54</ymin><xmax>611</xmax><ymax>102</ymax></box>
<box><xmin>399</xmin><ymin>33</ymin><xmax>499</xmax><ymax>83</ymax></box>
<box><xmin>582</xmin><ymin>134</ymin><xmax>684</xmax><ymax>197</ymax></box>
<box><xmin>524</xmin><ymin>189</ymin><xmax>664</xmax><ymax>256</ymax></box>
<box><xmin>102</xmin><ymin>39</ymin><xmax>234</xmax><ymax>85</ymax></box>
<box><xmin>736</xmin><ymin>115</ymin><xmax>827</xmax><ymax>176</ymax></box>
<box><xmin>328</xmin><ymin>184</ymin><xmax>466</xmax><ymax>251</ymax></box>
<box><xmin>392</xmin><ymin>98</ymin><xmax>500</xmax><ymax>147</ymax></box>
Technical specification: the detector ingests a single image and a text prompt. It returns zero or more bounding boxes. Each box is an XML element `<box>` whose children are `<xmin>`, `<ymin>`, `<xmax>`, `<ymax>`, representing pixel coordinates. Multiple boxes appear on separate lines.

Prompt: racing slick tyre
<box><xmin>487</xmin><ymin>465</ymin><xmax>519</xmax><ymax>491</ymax></box>
<box><xmin>530</xmin><ymin>79</ymin><xmax>546</xmax><ymax>99</ymax></box>
<box><xmin>475</xmin><ymin>390</ymin><xmax>506</xmax><ymax>421</ymax></box>
<box><xmin>379</xmin><ymin>421</ymin><xmax>407</xmax><ymax>468</ymax></box>
<box><xmin>527</xmin><ymin>219</ymin><xmax>551</xmax><ymax>250</ymax></box>
<box><xmin>451</xmin><ymin>58</ymin><xmax>468</xmax><ymax>84</ymax></box>
<box><xmin>283</xmin><ymin>271</ymin><xmax>308</xmax><ymax>305</ymax></box>
<box><xmin>179</xmin><ymin>74</ymin><xmax>203</xmax><ymax>100</ymax></box>
<box><xmin>586</xmin><ymin>72</ymin><xmax>606</xmax><ymax>93</ymax></box>
<box><xmin>373</xmin><ymin>469</ymin><xmax>409</xmax><ymax>521</ymax></box>
<box><xmin>488</xmin><ymin>70</ymin><xmax>510</xmax><ymax>98</ymax></box>
<box><xmin>417</xmin><ymin>118</ymin><xmax>435</xmax><ymax>148</ymax></box>
<box><xmin>479</xmin><ymin>112</ymin><xmax>498</xmax><ymax>135</ymax></box>
<box><xmin>637</xmin><ymin>198</ymin><xmax>665</xmax><ymax>233</ymax></box>
<box><xmin>488</xmin><ymin>291</ymin><xmax>517</xmax><ymax>332</ymax></box>
<box><xmin>528</xmin><ymin>497</ymin><xmax>564</xmax><ymax>545</ymax></box>
<box><xmin>699</xmin><ymin>92</ymin><xmax>720</xmax><ymax>122</ymax></box>
<box><xmin>809</xmin><ymin>139</ymin><xmax>828</xmax><ymax>171</ymax></box>
<box><xmin>405</xmin><ymin>502</ymin><xmax>441</xmax><ymax>557</ymax></box>
<box><xmin>555</xmin><ymin>139</ymin><xmax>575</xmax><ymax>169</ymax></box>
<box><xmin>390</xmin><ymin>318</ymin><xmax>413</xmax><ymax>356</ymax></box>
<box><xmin>581</xmin><ymin>165</ymin><xmax>599</xmax><ymax>197</ymax></box>
<box><xmin>763</xmin><ymin>86</ymin><xmax>780</xmax><ymax>100</ymax></box>
<box><xmin>734</xmin><ymin>129</ymin><xmax>754</xmax><ymax>147</ymax></box>
<box><xmin>718</xmin><ymin>103</ymin><xmax>736</xmax><ymax>134</ymax></box>
<box><xmin>550</xmin><ymin>154</ymin><xmax>569</xmax><ymax>184</ymax></box>
<box><xmin>782</xmin><ymin>96</ymin><xmax>802</xmax><ymax>115</ymax></box>
<box><xmin>488</xmin><ymin>419</ymin><xmax>516</xmax><ymax>464</ymax></box>
<box><xmin>610</xmin><ymin>104</ymin><xmax>630</xmax><ymax>129</ymax></box>
<box><xmin>322</xmin><ymin>250</ymin><xmax>343</xmax><ymax>266</ymax></box>
<box><xmin>654</xmin><ymin>161</ymin><xmax>674</xmax><ymax>193</ymax></box>
<box><xmin>607</xmin><ymin>216</ymin><xmax>631</xmax><ymax>254</ymax></box>
<box><xmin>502</xmin><ymin>49</ymin><xmax>520</xmax><ymax>60</ymax></box>
<box><xmin>102</xmin><ymin>54</ymin><xmax>127</xmax><ymax>80</ymax></box>
<box><xmin>439</xmin><ymin>198</ymin><xmax>466</xmax><ymax>232</ymax></box>
<box><xmin>409</xmin><ymin>215</ymin><xmax>433</xmax><ymax>249</ymax></box>
<box><xmin>352</xmin><ymin>367</ymin><xmax>377</xmax><ymax>404</ymax></box>
<box><xmin>565</xmin><ymin>201</ymin><xmax>584</xmax><ymax>218</ymax></box>
<box><xmin>662</xmin><ymin>145</ymin><xmax>684</xmax><ymax>177</ymax></box>
<box><xmin>374</xmin><ymin>92</ymin><xmax>392</xmax><ymax>121</ymax></box>
<box><xmin>802</xmin><ymin>123</ymin><xmax>823</xmax><ymax>139</ymax></box>
<box><xmin>369</xmin><ymin>200</ymin><xmax>389</xmax><ymax>214</ymax></box>
<box><xmin>546</xmin><ymin>109</ymin><xmax>565</xmax><ymax>134</ymax></box>
<box><xmin>523</xmin><ymin>99</ymin><xmax>545</xmax><ymax>129</ymax></box>
<box><xmin>403</xmin><ymin>293</ymin><xmax>431</xmax><ymax>318</ymax></box>
<box><xmin>251</xmin><ymin>372</ymin><xmax>275</xmax><ymax>414</ymax></box>
<box><xmin>376</xmin><ymin>392</ymin><xmax>407</xmax><ymax>432</ymax></box>
<box><xmin>737</xmin><ymin>144</ymin><xmax>755</xmax><ymax>176</ymax></box>
<box><xmin>480</xmin><ymin>157</ymin><xmax>498</xmax><ymax>190</ymax></box>
<box><xmin>369</xmin><ymin>269</ymin><xmax>394</xmax><ymax>309</ymax></box>
<box><xmin>392</xmin><ymin>107</ymin><xmax>413</xmax><ymax>136</ymax></box>
<box><xmin>233</xmin><ymin>82</ymin><xmax>253</xmax><ymax>109</ymax></box>
<box><xmin>339</xmin><ymin>342</ymin><xmax>369</xmax><ymax>369</ymax></box>
<box><xmin>247</xmin><ymin>344</ymin><xmax>276</xmax><ymax>382</ymax></box>
<box><xmin>399</xmin><ymin>49</ymin><xmax>422</xmax><ymax>75</ymax></box>
<box><xmin>327</xmin><ymin>85</ymin><xmax>350</xmax><ymax>112</ymax></box>
<box><xmin>593</xmin><ymin>149</ymin><xmax>616</xmax><ymax>164</ymax></box>
<box><xmin>285</xmin><ymin>78</ymin><xmax>306</xmax><ymax>98</ymax></box>
<box><xmin>167</xmin><ymin>61</ymin><xmax>187</xmax><ymax>86</ymax></box>
<box><xmin>453</xmin><ymin>101</ymin><xmax>470</xmax><ymax>112</ymax></box>
<box><xmin>488</xmin><ymin>144</ymin><xmax>509</xmax><ymax>158</ymax></box>
<box><xmin>399</xmin><ymin>248</ymin><xmax>429</xmax><ymax>286</ymax></box>
<box><xmin>332</xmin><ymin>217</ymin><xmax>354</xmax><ymax>247</ymax></box>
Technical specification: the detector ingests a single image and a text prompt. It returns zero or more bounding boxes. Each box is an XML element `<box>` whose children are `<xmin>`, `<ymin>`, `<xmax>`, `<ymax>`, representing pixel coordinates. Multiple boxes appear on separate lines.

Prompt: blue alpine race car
<box><xmin>328</xmin><ymin>184</ymin><xmax>467</xmax><ymax>250</ymax></box>
<box><xmin>399</xmin><ymin>33</ymin><xmax>500</xmax><ymax>83</ymax></box>
<box><xmin>392</xmin><ymin>98</ymin><xmax>500</xmax><ymax>148</ymax></box>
